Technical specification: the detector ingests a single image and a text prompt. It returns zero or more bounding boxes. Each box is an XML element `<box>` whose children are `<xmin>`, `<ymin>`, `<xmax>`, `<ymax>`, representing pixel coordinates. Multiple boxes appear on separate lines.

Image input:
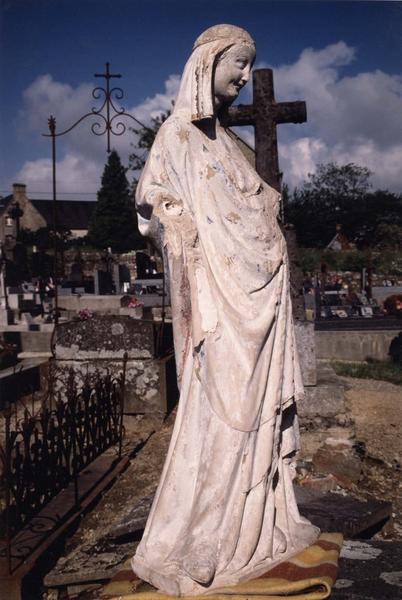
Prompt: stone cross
<box><xmin>226</xmin><ymin>69</ymin><xmax>306</xmax><ymax>192</ymax></box>
<box><xmin>226</xmin><ymin>69</ymin><xmax>309</xmax><ymax>326</ymax></box>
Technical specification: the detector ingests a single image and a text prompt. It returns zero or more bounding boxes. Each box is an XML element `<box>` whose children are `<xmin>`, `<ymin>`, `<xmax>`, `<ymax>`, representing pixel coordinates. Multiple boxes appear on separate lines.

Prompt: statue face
<box><xmin>214</xmin><ymin>44</ymin><xmax>255</xmax><ymax>109</ymax></box>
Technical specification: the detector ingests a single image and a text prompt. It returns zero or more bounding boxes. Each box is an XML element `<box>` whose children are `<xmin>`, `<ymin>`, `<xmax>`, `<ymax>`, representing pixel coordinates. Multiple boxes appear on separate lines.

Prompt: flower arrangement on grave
<box><xmin>127</xmin><ymin>296</ymin><xmax>144</xmax><ymax>308</ymax></box>
<box><xmin>77</xmin><ymin>308</ymin><xmax>94</xmax><ymax>320</ymax></box>
<box><xmin>120</xmin><ymin>294</ymin><xmax>144</xmax><ymax>309</ymax></box>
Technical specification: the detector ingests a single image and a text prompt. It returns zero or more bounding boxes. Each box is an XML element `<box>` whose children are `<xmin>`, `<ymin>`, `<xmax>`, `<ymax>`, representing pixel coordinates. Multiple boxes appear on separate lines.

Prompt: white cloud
<box><xmin>130</xmin><ymin>75</ymin><xmax>180</xmax><ymax>124</ymax></box>
<box><xmin>21</xmin><ymin>75</ymin><xmax>94</xmax><ymax>133</ymax></box>
<box><xmin>280</xmin><ymin>137</ymin><xmax>328</xmax><ymax>182</ymax></box>
<box><xmin>13</xmin><ymin>43</ymin><xmax>402</xmax><ymax>195</ymax></box>
<box><xmin>15</xmin><ymin>153</ymin><xmax>101</xmax><ymax>195</ymax></box>
<box><xmin>16</xmin><ymin>73</ymin><xmax>180</xmax><ymax>197</ymax></box>
<box><xmin>255</xmin><ymin>42</ymin><xmax>402</xmax><ymax>191</ymax></box>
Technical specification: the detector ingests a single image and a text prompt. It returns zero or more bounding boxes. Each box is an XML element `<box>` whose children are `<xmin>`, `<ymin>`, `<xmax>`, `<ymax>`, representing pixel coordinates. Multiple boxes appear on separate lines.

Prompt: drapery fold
<box><xmin>131</xmin><ymin>113</ymin><xmax>319</xmax><ymax>596</ymax></box>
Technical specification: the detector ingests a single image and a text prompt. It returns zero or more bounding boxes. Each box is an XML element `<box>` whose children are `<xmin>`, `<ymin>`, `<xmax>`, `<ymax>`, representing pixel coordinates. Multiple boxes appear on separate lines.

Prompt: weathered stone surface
<box><xmin>313</xmin><ymin>442</ymin><xmax>362</xmax><ymax>484</ymax></box>
<box><xmin>20</xmin><ymin>330</ymin><xmax>53</xmax><ymax>353</ymax></box>
<box><xmin>53</xmin><ymin>316</ymin><xmax>160</xmax><ymax>360</ymax></box>
<box><xmin>300</xmin><ymin>427</ymin><xmax>355</xmax><ymax>461</ymax></box>
<box><xmin>294</xmin><ymin>320</ymin><xmax>317</xmax><ymax>386</ymax></box>
<box><xmin>105</xmin><ymin>494</ymin><xmax>154</xmax><ymax>540</ymax></box>
<box><xmin>315</xmin><ymin>329</ymin><xmax>398</xmax><ymax>362</ymax></box>
<box><xmin>53</xmin><ymin>355</ymin><xmax>177</xmax><ymax>414</ymax></box>
<box><xmin>298</xmin><ymin>360</ymin><xmax>347</xmax><ymax>419</ymax></box>
<box><xmin>331</xmin><ymin>540</ymin><xmax>402</xmax><ymax>599</ymax></box>
<box><xmin>52</xmin><ymin>316</ymin><xmax>177</xmax><ymax>414</ymax></box>
<box><xmin>295</xmin><ymin>486</ymin><xmax>392</xmax><ymax>538</ymax></box>
<box><xmin>300</xmin><ymin>383</ymin><xmax>346</xmax><ymax>419</ymax></box>
<box><xmin>298</xmin><ymin>473</ymin><xmax>347</xmax><ymax>494</ymax></box>
<box><xmin>57</xmin><ymin>294</ymin><xmax>123</xmax><ymax>312</ymax></box>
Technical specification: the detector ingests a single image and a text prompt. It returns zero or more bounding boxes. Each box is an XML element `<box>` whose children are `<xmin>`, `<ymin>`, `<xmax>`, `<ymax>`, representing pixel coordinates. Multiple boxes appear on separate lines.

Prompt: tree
<box><xmin>88</xmin><ymin>150</ymin><xmax>144</xmax><ymax>252</ymax></box>
<box><xmin>361</xmin><ymin>192</ymin><xmax>402</xmax><ymax>249</ymax></box>
<box><xmin>286</xmin><ymin>162</ymin><xmax>402</xmax><ymax>248</ymax></box>
<box><xmin>129</xmin><ymin>108</ymin><xmax>172</xmax><ymax>188</ymax></box>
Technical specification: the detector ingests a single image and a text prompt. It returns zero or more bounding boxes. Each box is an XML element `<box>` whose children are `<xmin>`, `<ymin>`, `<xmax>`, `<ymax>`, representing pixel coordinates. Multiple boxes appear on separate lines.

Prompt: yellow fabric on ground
<box><xmin>101</xmin><ymin>533</ymin><xmax>343</xmax><ymax>600</ymax></box>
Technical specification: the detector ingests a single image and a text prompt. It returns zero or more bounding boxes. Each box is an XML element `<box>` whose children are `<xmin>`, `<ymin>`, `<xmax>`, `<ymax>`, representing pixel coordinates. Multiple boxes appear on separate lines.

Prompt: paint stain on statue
<box><xmin>207</xmin><ymin>216</ymin><xmax>213</xmax><ymax>224</ymax></box>
<box><xmin>206</xmin><ymin>164</ymin><xmax>215</xmax><ymax>179</ymax></box>
<box><xmin>225</xmin><ymin>212</ymin><xmax>241</xmax><ymax>224</ymax></box>
<box><xmin>177</xmin><ymin>128</ymin><xmax>190</xmax><ymax>143</ymax></box>
<box><xmin>256</xmin><ymin>225</ymin><xmax>269</xmax><ymax>241</ymax></box>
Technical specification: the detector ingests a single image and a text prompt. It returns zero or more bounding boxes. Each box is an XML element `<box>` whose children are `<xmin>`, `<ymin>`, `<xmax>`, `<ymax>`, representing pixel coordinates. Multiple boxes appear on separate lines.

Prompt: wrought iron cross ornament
<box><xmin>43</xmin><ymin>62</ymin><xmax>149</xmax><ymax>151</ymax></box>
<box><xmin>42</xmin><ymin>63</ymin><xmax>151</xmax><ymax>324</ymax></box>
<box><xmin>94</xmin><ymin>62</ymin><xmax>122</xmax><ymax>152</ymax></box>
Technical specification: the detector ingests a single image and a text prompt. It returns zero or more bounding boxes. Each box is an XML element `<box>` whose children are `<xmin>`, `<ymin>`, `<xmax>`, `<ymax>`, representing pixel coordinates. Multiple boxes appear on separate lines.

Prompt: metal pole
<box><xmin>105</xmin><ymin>62</ymin><xmax>111</xmax><ymax>152</ymax></box>
<box><xmin>118</xmin><ymin>352</ymin><xmax>127</xmax><ymax>459</ymax></box>
<box><xmin>49</xmin><ymin>116</ymin><xmax>59</xmax><ymax>325</ymax></box>
<box><xmin>5</xmin><ymin>408</ymin><xmax>12</xmax><ymax>574</ymax></box>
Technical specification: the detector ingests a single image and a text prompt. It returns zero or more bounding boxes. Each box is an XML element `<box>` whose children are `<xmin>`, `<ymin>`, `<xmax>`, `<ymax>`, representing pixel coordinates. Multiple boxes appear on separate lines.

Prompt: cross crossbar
<box><xmin>226</xmin><ymin>69</ymin><xmax>306</xmax><ymax>191</ymax></box>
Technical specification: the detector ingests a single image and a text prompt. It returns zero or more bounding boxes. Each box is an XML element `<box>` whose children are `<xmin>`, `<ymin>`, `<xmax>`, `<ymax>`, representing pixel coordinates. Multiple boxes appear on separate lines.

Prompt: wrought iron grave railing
<box><xmin>0</xmin><ymin>355</ymin><xmax>127</xmax><ymax>573</ymax></box>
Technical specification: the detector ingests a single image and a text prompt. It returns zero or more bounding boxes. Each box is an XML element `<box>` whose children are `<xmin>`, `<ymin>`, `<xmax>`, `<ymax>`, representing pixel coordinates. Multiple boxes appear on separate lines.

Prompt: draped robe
<box><xmin>131</xmin><ymin>110</ymin><xmax>319</xmax><ymax>596</ymax></box>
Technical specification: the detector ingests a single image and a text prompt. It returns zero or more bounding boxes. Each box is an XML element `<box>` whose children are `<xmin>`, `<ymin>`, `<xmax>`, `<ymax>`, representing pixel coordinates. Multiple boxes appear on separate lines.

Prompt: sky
<box><xmin>1</xmin><ymin>0</ymin><xmax>402</xmax><ymax>200</ymax></box>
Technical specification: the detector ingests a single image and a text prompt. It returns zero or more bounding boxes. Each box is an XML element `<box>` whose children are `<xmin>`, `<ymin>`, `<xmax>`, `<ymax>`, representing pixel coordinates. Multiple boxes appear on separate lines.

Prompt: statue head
<box><xmin>213</xmin><ymin>43</ymin><xmax>255</xmax><ymax>110</ymax></box>
<box><xmin>174</xmin><ymin>24</ymin><xmax>256</xmax><ymax>121</ymax></box>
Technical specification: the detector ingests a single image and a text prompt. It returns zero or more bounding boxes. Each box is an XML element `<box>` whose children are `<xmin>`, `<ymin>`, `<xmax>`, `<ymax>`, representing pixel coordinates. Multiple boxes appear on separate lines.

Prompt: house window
<box><xmin>5</xmin><ymin>216</ymin><xmax>13</xmax><ymax>227</ymax></box>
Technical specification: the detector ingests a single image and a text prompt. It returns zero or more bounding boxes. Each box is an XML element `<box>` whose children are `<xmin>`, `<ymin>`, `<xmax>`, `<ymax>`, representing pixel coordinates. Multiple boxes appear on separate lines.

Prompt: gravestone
<box><xmin>53</xmin><ymin>314</ymin><xmax>178</xmax><ymax>414</ymax></box>
<box><xmin>70</xmin><ymin>257</ymin><xmax>84</xmax><ymax>294</ymax></box>
<box><xmin>113</xmin><ymin>263</ymin><xmax>121</xmax><ymax>294</ymax></box>
<box><xmin>7</xmin><ymin>291</ymin><xmax>20</xmax><ymax>310</ymax></box>
<box><xmin>94</xmin><ymin>269</ymin><xmax>113</xmax><ymax>295</ymax></box>
<box><xmin>136</xmin><ymin>251</ymin><xmax>153</xmax><ymax>278</ymax></box>
<box><xmin>0</xmin><ymin>268</ymin><xmax>14</xmax><ymax>324</ymax></box>
<box><xmin>20</xmin><ymin>312</ymin><xmax>40</xmax><ymax>331</ymax></box>
<box><xmin>0</xmin><ymin>309</ymin><xmax>14</xmax><ymax>325</ymax></box>
<box><xmin>119</xmin><ymin>263</ymin><xmax>131</xmax><ymax>288</ymax></box>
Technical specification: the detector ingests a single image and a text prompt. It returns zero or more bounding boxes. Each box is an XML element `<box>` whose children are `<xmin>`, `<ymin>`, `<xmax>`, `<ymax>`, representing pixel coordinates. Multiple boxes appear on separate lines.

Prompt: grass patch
<box><xmin>332</xmin><ymin>360</ymin><xmax>402</xmax><ymax>386</ymax></box>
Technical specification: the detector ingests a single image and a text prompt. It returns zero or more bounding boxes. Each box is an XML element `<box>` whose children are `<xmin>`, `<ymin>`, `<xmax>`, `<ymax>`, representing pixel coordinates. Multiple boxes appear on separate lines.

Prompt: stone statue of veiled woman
<box><xmin>131</xmin><ymin>24</ymin><xmax>319</xmax><ymax>597</ymax></box>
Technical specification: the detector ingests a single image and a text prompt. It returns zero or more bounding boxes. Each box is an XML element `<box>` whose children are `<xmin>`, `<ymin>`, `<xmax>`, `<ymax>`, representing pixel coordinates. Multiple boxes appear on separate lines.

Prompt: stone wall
<box><xmin>315</xmin><ymin>329</ymin><xmax>399</xmax><ymax>362</ymax></box>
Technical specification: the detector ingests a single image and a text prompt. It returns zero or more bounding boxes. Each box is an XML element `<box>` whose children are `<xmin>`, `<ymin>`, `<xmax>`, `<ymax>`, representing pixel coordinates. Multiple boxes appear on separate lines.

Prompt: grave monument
<box><xmin>131</xmin><ymin>24</ymin><xmax>324</xmax><ymax>596</ymax></box>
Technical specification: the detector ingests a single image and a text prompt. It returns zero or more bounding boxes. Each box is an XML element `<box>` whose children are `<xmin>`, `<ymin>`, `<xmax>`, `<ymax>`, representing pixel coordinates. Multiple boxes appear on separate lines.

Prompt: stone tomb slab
<box><xmin>52</xmin><ymin>316</ymin><xmax>178</xmax><ymax>414</ymax></box>
<box><xmin>295</xmin><ymin>486</ymin><xmax>392</xmax><ymax>539</ymax></box>
<box><xmin>53</xmin><ymin>315</ymin><xmax>158</xmax><ymax>360</ymax></box>
<box><xmin>331</xmin><ymin>539</ymin><xmax>402</xmax><ymax>599</ymax></box>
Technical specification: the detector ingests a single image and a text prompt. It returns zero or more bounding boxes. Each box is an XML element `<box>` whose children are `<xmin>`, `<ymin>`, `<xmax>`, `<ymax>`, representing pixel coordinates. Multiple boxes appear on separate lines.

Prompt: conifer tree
<box><xmin>88</xmin><ymin>150</ymin><xmax>143</xmax><ymax>251</ymax></box>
